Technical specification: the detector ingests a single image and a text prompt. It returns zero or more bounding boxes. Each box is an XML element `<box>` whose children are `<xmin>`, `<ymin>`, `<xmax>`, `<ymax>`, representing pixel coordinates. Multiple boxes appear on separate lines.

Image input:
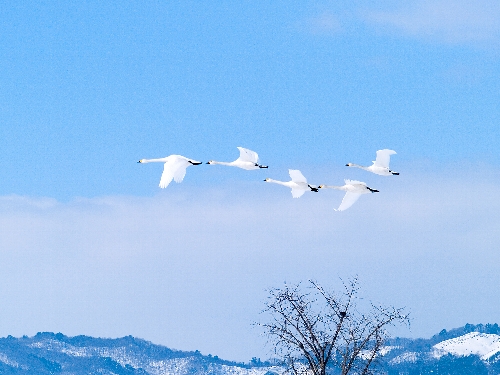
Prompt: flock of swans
<box><xmin>138</xmin><ymin>147</ymin><xmax>399</xmax><ymax>211</ymax></box>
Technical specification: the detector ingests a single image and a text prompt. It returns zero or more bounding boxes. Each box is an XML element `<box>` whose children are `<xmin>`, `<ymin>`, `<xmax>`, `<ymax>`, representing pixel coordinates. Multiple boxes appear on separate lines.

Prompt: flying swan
<box><xmin>319</xmin><ymin>180</ymin><xmax>379</xmax><ymax>211</ymax></box>
<box><xmin>346</xmin><ymin>149</ymin><xmax>399</xmax><ymax>176</ymax></box>
<box><xmin>138</xmin><ymin>155</ymin><xmax>202</xmax><ymax>188</ymax></box>
<box><xmin>207</xmin><ymin>147</ymin><xmax>268</xmax><ymax>170</ymax></box>
<box><xmin>265</xmin><ymin>169</ymin><xmax>319</xmax><ymax>198</ymax></box>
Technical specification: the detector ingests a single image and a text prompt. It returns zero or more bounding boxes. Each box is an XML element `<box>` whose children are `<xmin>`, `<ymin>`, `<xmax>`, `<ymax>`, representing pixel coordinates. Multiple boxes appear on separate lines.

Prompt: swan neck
<box><xmin>140</xmin><ymin>158</ymin><xmax>165</xmax><ymax>163</ymax></box>
<box><xmin>349</xmin><ymin>163</ymin><xmax>367</xmax><ymax>170</ymax></box>
<box><xmin>266</xmin><ymin>179</ymin><xmax>287</xmax><ymax>186</ymax></box>
<box><xmin>211</xmin><ymin>161</ymin><xmax>233</xmax><ymax>166</ymax></box>
<box><xmin>322</xmin><ymin>185</ymin><xmax>345</xmax><ymax>191</ymax></box>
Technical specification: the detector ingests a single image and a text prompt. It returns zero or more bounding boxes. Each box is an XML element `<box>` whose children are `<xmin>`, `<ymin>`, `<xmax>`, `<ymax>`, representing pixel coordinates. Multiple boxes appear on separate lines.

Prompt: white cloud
<box><xmin>1</xmin><ymin>167</ymin><xmax>500</xmax><ymax>361</ymax></box>
<box><xmin>364</xmin><ymin>0</ymin><xmax>500</xmax><ymax>45</ymax></box>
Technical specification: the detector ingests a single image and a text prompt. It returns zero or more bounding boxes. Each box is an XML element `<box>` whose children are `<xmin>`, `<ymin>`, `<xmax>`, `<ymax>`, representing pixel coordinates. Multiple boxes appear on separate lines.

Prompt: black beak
<box><xmin>345</xmin><ymin>164</ymin><xmax>349</xmax><ymax>166</ymax></box>
<box><xmin>392</xmin><ymin>172</ymin><xmax>399</xmax><ymax>175</ymax></box>
<box><xmin>369</xmin><ymin>188</ymin><xmax>379</xmax><ymax>193</ymax></box>
<box><xmin>206</xmin><ymin>162</ymin><xmax>210</xmax><ymax>164</ymax></box>
<box><xmin>259</xmin><ymin>165</ymin><xmax>268</xmax><ymax>169</ymax></box>
<box><xmin>189</xmin><ymin>161</ymin><xmax>202</xmax><ymax>165</ymax></box>
<box><xmin>137</xmin><ymin>161</ymin><xmax>141</xmax><ymax>163</ymax></box>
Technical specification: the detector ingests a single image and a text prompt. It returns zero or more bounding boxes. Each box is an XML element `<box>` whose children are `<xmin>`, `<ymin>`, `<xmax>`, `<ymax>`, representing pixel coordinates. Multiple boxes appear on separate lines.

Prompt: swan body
<box><xmin>346</xmin><ymin>149</ymin><xmax>399</xmax><ymax>176</ymax></box>
<box><xmin>319</xmin><ymin>180</ymin><xmax>378</xmax><ymax>211</ymax></box>
<box><xmin>265</xmin><ymin>169</ymin><xmax>318</xmax><ymax>198</ymax></box>
<box><xmin>207</xmin><ymin>147</ymin><xmax>268</xmax><ymax>170</ymax></box>
<box><xmin>138</xmin><ymin>155</ymin><xmax>202</xmax><ymax>188</ymax></box>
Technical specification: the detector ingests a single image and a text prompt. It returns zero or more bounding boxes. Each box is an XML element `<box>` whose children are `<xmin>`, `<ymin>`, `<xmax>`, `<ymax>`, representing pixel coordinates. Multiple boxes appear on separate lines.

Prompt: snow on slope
<box><xmin>358</xmin><ymin>346</ymin><xmax>398</xmax><ymax>359</ymax></box>
<box><xmin>28</xmin><ymin>338</ymin><xmax>285</xmax><ymax>375</ymax></box>
<box><xmin>389</xmin><ymin>352</ymin><xmax>419</xmax><ymax>365</ymax></box>
<box><xmin>433</xmin><ymin>332</ymin><xmax>500</xmax><ymax>360</ymax></box>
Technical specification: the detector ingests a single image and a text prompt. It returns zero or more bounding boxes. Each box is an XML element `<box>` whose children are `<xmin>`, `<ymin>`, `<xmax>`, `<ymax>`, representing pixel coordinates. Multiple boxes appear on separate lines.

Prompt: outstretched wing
<box><xmin>237</xmin><ymin>147</ymin><xmax>259</xmax><ymax>163</ymax></box>
<box><xmin>160</xmin><ymin>156</ymin><xmax>192</xmax><ymax>187</ymax></box>
<box><xmin>173</xmin><ymin>164</ymin><xmax>188</xmax><ymax>183</ymax></box>
<box><xmin>291</xmin><ymin>189</ymin><xmax>306</xmax><ymax>198</ymax></box>
<box><xmin>289</xmin><ymin>169</ymin><xmax>307</xmax><ymax>184</ymax></box>
<box><xmin>336</xmin><ymin>192</ymin><xmax>361</xmax><ymax>211</ymax></box>
<box><xmin>172</xmin><ymin>156</ymin><xmax>196</xmax><ymax>183</ymax></box>
<box><xmin>159</xmin><ymin>161</ymin><xmax>175</xmax><ymax>188</ymax></box>
<box><xmin>373</xmin><ymin>149</ymin><xmax>396</xmax><ymax>168</ymax></box>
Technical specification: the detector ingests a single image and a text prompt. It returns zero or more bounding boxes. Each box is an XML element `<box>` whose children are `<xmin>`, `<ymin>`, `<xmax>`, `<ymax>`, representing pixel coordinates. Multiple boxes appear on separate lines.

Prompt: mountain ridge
<box><xmin>0</xmin><ymin>324</ymin><xmax>499</xmax><ymax>374</ymax></box>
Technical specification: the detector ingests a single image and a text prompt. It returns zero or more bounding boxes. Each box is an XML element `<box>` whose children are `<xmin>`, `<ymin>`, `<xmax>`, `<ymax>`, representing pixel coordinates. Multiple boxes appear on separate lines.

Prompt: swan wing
<box><xmin>336</xmin><ymin>191</ymin><xmax>361</xmax><ymax>211</ymax></box>
<box><xmin>236</xmin><ymin>147</ymin><xmax>259</xmax><ymax>163</ymax></box>
<box><xmin>289</xmin><ymin>169</ymin><xmax>307</xmax><ymax>184</ymax></box>
<box><xmin>373</xmin><ymin>149</ymin><xmax>396</xmax><ymax>168</ymax></box>
<box><xmin>172</xmin><ymin>156</ymin><xmax>197</xmax><ymax>183</ymax></box>
<box><xmin>159</xmin><ymin>161</ymin><xmax>175</xmax><ymax>188</ymax></box>
<box><xmin>173</xmin><ymin>164</ymin><xmax>188</xmax><ymax>183</ymax></box>
<box><xmin>291</xmin><ymin>188</ymin><xmax>306</xmax><ymax>198</ymax></box>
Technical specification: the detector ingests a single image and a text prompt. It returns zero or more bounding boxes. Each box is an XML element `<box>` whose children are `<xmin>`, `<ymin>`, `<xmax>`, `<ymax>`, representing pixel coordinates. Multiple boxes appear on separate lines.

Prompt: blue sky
<box><xmin>1</xmin><ymin>0</ymin><xmax>500</xmax><ymax>362</ymax></box>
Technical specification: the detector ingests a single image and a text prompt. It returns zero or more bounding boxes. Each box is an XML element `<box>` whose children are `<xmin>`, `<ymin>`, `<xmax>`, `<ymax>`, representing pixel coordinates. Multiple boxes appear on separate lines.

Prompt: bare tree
<box><xmin>259</xmin><ymin>278</ymin><xmax>409</xmax><ymax>375</ymax></box>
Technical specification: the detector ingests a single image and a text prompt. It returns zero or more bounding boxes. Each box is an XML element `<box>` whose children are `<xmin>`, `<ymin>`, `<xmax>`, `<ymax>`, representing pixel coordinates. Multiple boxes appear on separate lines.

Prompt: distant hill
<box><xmin>0</xmin><ymin>332</ymin><xmax>281</xmax><ymax>375</ymax></box>
<box><xmin>0</xmin><ymin>324</ymin><xmax>499</xmax><ymax>374</ymax></box>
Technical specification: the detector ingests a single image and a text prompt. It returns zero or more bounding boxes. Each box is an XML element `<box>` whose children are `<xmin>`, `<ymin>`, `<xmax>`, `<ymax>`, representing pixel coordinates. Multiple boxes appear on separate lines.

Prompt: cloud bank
<box><xmin>1</xmin><ymin>166</ymin><xmax>499</xmax><ymax>361</ymax></box>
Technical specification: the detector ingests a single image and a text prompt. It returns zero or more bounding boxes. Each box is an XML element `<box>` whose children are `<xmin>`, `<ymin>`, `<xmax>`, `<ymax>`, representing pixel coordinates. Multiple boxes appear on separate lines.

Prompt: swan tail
<box><xmin>308</xmin><ymin>185</ymin><xmax>319</xmax><ymax>192</ymax></box>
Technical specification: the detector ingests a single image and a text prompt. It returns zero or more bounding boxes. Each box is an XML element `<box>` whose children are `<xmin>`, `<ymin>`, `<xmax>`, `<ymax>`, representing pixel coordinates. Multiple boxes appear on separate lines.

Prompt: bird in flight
<box><xmin>346</xmin><ymin>149</ymin><xmax>399</xmax><ymax>176</ymax></box>
<box><xmin>265</xmin><ymin>169</ymin><xmax>319</xmax><ymax>198</ymax></box>
<box><xmin>138</xmin><ymin>155</ymin><xmax>202</xmax><ymax>188</ymax></box>
<box><xmin>319</xmin><ymin>180</ymin><xmax>379</xmax><ymax>211</ymax></box>
<box><xmin>207</xmin><ymin>147</ymin><xmax>268</xmax><ymax>170</ymax></box>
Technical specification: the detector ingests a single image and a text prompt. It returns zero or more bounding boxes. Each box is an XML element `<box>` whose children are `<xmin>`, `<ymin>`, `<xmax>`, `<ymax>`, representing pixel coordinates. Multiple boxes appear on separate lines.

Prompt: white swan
<box><xmin>346</xmin><ymin>149</ymin><xmax>399</xmax><ymax>176</ymax></box>
<box><xmin>138</xmin><ymin>155</ymin><xmax>202</xmax><ymax>188</ymax></box>
<box><xmin>207</xmin><ymin>147</ymin><xmax>268</xmax><ymax>170</ymax></box>
<box><xmin>319</xmin><ymin>180</ymin><xmax>378</xmax><ymax>211</ymax></box>
<box><xmin>264</xmin><ymin>169</ymin><xmax>319</xmax><ymax>198</ymax></box>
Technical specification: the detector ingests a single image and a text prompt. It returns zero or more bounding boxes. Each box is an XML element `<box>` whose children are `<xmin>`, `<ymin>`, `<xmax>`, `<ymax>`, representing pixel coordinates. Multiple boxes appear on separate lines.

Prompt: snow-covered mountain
<box><xmin>433</xmin><ymin>332</ymin><xmax>500</xmax><ymax>360</ymax></box>
<box><xmin>1</xmin><ymin>324</ymin><xmax>499</xmax><ymax>374</ymax></box>
<box><xmin>0</xmin><ymin>333</ymin><xmax>283</xmax><ymax>375</ymax></box>
<box><xmin>381</xmin><ymin>323</ymin><xmax>500</xmax><ymax>374</ymax></box>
